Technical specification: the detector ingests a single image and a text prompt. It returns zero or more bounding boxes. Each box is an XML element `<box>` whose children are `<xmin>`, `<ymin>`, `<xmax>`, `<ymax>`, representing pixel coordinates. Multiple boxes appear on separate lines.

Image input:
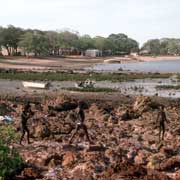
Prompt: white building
<box><xmin>85</xmin><ymin>49</ymin><xmax>102</xmax><ymax>57</ymax></box>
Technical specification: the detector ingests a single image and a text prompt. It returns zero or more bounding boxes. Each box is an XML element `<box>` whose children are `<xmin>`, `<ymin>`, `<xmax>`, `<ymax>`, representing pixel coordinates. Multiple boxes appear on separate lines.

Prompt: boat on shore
<box><xmin>75</xmin><ymin>79</ymin><xmax>96</xmax><ymax>88</ymax></box>
<box><xmin>22</xmin><ymin>81</ymin><xmax>50</xmax><ymax>89</ymax></box>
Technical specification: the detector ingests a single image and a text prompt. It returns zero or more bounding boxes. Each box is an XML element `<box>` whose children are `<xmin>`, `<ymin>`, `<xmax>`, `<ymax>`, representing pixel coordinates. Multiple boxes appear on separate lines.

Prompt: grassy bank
<box><xmin>156</xmin><ymin>85</ymin><xmax>180</xmax><ymax>90</ymax></box>
<box><xmin>0</xmin><ymin>71</ymin><xmax>173</xmax><ymax>82</ymax></box>
<box><xmin>63</xmin><ymin>87</ymin><xmax>118</xmax><ymax>92</ymax></box>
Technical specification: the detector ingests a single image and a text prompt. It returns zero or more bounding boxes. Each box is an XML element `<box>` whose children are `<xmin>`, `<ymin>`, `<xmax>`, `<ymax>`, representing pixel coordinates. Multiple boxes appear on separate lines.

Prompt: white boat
<box><xmin>22</xmin><ymin>81</ymin><xmax>50</xmax><ymax>89</ymax></box>
<box><xmin>75</xmin><ymin>79</ymin><xmax>96</xmax><ymax>88</ymax></box>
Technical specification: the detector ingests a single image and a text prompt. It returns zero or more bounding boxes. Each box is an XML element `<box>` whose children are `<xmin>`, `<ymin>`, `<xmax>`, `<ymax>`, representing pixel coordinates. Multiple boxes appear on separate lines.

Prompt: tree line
<box><xmin>141</xmin><ymin>38</ymin><xmax>180</xmax><ymax>56</ymax></box>
<box><xmin>0</xmin><ymin>25</ymin><xmax>179</xmax><ymax>57</ymax></box>
<box><xmin>0</xmin><ymin>25</ymin><xmax>139</xmax><ymax>56</ymax></box>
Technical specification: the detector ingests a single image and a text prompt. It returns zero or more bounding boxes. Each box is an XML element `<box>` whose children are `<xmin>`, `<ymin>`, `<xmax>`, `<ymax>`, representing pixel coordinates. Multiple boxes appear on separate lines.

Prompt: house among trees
<box><xmin>0</xmin><ymin>25</ymin><xmax>139</xmax><ymax>57</ymax></box>
<box><xmin>85</xmin><ymin>49</ymin><xmax>102</xmax><ymax>57</ymax></box>
<box><xmin>139</xmin><ymin>50</ymin><xmax>150</xmax><ymax>55</ymax></box>
<box><xmin>130</xmin><ymin>52</ymin><xmax>139</xmax><ymax>57</ymax></box>
<box><xmin>59</xmin><ymin>48</ymin><xmax>81</xmax><ymax>56</ymax></box>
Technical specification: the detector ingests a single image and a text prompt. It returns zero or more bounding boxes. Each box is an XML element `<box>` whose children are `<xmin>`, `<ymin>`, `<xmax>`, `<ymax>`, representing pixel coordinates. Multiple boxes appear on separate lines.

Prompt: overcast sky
<box><xmin>0</xmin><ymin>0</ymin><xmax>179</xmax><ymax>45</ymax></box>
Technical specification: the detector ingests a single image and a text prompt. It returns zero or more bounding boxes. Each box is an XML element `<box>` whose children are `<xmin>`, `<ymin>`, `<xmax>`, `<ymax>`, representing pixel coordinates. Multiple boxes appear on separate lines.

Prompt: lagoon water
<box><xmin>90</xmin><ymin>60</ymin><xmax>180</xmax><ymax>73</ymax></box>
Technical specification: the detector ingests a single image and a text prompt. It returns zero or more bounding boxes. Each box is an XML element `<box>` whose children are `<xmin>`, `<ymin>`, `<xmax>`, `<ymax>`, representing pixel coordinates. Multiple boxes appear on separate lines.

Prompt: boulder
<box><xmin>147</xmin><ymin>153</ymin><xmax>166</xmax><ymax>170</ymax></box>
<box><xmin>159</xmin><ymin>156</ymin><xmax>180</xmax><ymax>172</ymax></box>
<box><xmin>134</xmin><ymin>150</ymin><xmax>150</xmax><ymax>165</ymax></box>
<box><xmin>22</xmin><ymin>167</ymin><xmax>41</xmax><ymax>179</ymax></box>
<box><xmin>175</xmin><ymin>169</ymin><xmax>180</xmax><ymax>180</ymax></box>
<box><xmin>147</xmin><ymin>169</ymin><xmax>171</xmax><ymax>180</ymax></box>
<box><xmin>33</xmin><ymin>122</ymin><xmax>51</xmax><ymax>139</ymax></box>
<box><xmin>71</xmin><ymin>163</ymin><xmax>93</xmax><ymax>180</ymax></box>
<box><xmin>87</xmin><ymin>145</ymin><xmax>107</xmax><ymax>152</ymax></box>
<box><xmin>133</xmin><ymin>96</ymin><xmax>159</xmax><ymax>113</ymax></box>
<box><xmin>62</xmin><ymin>152</ymin><xmax>77</xmax><ymax>168</ymax></box>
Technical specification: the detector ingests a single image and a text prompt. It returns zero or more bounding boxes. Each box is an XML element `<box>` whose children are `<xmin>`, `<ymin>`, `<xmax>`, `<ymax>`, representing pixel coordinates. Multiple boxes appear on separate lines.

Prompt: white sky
<box><xmin>0</xmin><ymin>0</ymin><xmax>179</xmax><ymax>45</ymax></box>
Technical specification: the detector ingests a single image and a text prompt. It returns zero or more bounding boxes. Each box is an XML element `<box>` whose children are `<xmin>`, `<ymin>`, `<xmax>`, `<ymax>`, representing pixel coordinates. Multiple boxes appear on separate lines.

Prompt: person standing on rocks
<box><xmin>20</xmin><ymin>102</ymin><xmax>34</xmax><ymax>145</ymax></box>
<box><xmin>156</xmin><ymin>105</ymin><xmax>169</xmax><ymax>142</ymax></box>
<box><xmin>69</xmin><ymin>101</ymin><xmax>92</xmax><ymax>144</ymax></box>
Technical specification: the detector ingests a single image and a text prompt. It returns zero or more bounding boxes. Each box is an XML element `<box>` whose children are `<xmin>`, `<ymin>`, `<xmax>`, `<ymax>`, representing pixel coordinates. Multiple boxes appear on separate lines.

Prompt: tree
<box><xmin>76</xmin><ymin>35</ymin><xmax>95</xmax><ymax>54</ymax></box>
<box><xmin>108</xmin><ymin>33</ymin><xmax>139</xmax><ymax>54</ymax></box>
<box><xmin>141</xmin><ymin>39</ymin><xmax>161</xmax><ymax>55</ymax></box>
<box><xmin>93</xmin><ymin>36</ymin><xmax>107</xmax><ymax>51</ymax></box>
<box><xmin>0</xmin><ymin>25</ymin><xmax>23</xmax><ymax>56</ymax></box>
<box><xmin>0</xmin><ymin>24</ymin><xmax>141</xmax><ymax>57</ymax></box>
<box><xmin>159</xmin><ymin>39</ymin><xmax>169</xmax><ymax>55</ymax></box>
<box><xmin>59</xmin><ymin>31</ymin><xmax>79</xmax><ymax>48</ymax></box>
<box><xmin>142</xmin><ymin>38</ymin><xmax>180</xmax><ymax>56</ymax></box>
<box><xmin>167</xmin><ymin>39</ymin><xmax>180</xmax><ymax>55</ymax></box>
<box><xmin>45</xmin><ymin>31</ymin><xmax>61</xmax><ymax>55</ymax></box>
<box><xmin>19</xmin><ymin>30</ymin><xmax>49</xmax><ymax>56</ymax></box>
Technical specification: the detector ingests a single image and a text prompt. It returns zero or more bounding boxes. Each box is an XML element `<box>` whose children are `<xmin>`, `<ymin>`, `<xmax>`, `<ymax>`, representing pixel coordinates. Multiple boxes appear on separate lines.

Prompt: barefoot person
<box><xmin>69</xmin><ymin>102</ymin><xmax>92</xmax><ymax>144</ymax></box>
<box><xmin>20</xmin><ymin>102</ymin><xmax>34</xmax><ymax>145</ymax></box>
<box><xmin>156</xmin><ymin>105</ymin><xmax>169</xmax><ymax>142</ymax></box>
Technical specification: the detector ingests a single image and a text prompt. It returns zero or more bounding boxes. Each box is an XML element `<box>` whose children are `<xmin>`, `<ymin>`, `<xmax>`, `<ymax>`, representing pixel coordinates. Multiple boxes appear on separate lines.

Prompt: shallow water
<box><xmin>95</xmin><ymin>79</ymin><xmax>180</xmax><ymax>98</ymax></box>
<box><xmin>88</xmin><ymin>60</ymin><xmax>180</xmax><ymax>73</ymax></box>
<box><xmin>0</xmin><ymin>78</ymin><xmax>180</xmax><ymax>98</ymax></box>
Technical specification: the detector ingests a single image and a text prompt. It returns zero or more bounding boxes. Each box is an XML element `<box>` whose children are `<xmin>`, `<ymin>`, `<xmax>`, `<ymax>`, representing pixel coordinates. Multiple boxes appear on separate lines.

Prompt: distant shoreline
<box><xmin>0</xmin><ymin>55</ymin><xmax>180</xmax><ymax>71</ymax></box>
<box><xmin>137</xmin><ymin>55</ymin><xmax>180</xmax><ymax>62</ymax></box>
<box><xmin>103</xmin><ymin>55</ymin><xmax>180</xmax><ymax>64</ymax></box>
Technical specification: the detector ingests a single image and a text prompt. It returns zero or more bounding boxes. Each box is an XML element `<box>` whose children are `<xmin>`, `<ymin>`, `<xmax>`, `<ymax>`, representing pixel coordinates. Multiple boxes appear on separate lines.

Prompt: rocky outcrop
<box><xmin>2</xmin><ymin>95</ymin><xmax>179</xmax><ymax>179</ymax></box>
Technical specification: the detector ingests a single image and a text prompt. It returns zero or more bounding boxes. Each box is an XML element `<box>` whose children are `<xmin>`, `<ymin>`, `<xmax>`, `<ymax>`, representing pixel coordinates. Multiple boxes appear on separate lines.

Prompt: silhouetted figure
<box><xmin>69</xmin><ymin>102</ymin><xmax>91</xmax><ymax>144</ymax></box>
<box><xmin>156</xmin><ymin>105</ymin><xmax>169</xmax><ymax>142</ymax></box>
<box><xmin>20</xmin><ymin>102</ymin><xmax>34</xmax><ymax>145</ymax></box>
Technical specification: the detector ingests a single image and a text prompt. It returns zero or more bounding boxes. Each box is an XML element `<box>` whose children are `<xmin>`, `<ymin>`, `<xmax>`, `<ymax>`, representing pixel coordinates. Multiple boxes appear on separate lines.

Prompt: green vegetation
<box><xmin>0</xmin><ymin>126</ymin><xmax>23</xmax><ymax>178</ymax></box>
<box><xmin>63</xmin><ymin>87</ymin><xmax>118</xmax><ymax>92</ymax></box>
<box><xmin>0</xmin><ymin>71</ymin><xmax>172</xmax><ymax>82</ymax></box>
<box><xmin>1</xmin><ymin>25</ymin><xmax>180</xmax><ymax>57</ymax></box>
<box><xmin>141</xmin><ymin>38</ymin><xmax>180</xmax><ymax>55</ymax></box>
<box><xmin>156</xmin><ymin>85</ymin><xmax>180</xmax><ymax>90</ymax></box>
<box><xmin>0</xmin><ymin>25</ymin><xmax>138</xmax><ymax>56</ymax></box>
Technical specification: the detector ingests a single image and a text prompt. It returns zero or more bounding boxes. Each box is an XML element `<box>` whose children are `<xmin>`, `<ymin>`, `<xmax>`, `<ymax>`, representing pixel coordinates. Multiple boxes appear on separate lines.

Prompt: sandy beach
<box><xmin>0</xmin><ymin>55</ymin><xmax>180</xmax><ymax>71</ymax></box>
<box><xmin>137</xmin><ymin>55</ymin><xmax>180</xmax><ymax>62</ymax></box>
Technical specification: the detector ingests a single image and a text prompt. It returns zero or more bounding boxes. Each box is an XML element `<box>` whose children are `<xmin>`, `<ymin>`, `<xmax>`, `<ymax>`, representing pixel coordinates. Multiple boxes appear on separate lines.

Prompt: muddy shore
<box><xmin>1</xmin><ymin>55</ymin><xmax>180</xmax><ymax>71</ymax></box>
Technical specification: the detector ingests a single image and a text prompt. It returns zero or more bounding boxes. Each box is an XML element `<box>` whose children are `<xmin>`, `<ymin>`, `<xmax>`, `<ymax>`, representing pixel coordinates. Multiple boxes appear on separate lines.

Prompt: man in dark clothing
<box><xmin>19</xmin><ymin>102</ymin><xmax>34</xmax><ymax>145</ymax></box>
<box><xmin>156</xmin><ymin>105</ymin><xmax>169</xmax><ymax>142</ymax></box>
<box><xmin>69</xmin><ymin>102</ymin><xmax>92</xmax><ymax>144</ymax></box>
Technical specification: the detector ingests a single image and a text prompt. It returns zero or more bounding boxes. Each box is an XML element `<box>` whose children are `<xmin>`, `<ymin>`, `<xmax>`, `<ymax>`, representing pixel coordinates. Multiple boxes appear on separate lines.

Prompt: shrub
<box><xmin>0</xmin><ymin>126</ymin><xmax>23</xmax><ymax>179</ymax></box>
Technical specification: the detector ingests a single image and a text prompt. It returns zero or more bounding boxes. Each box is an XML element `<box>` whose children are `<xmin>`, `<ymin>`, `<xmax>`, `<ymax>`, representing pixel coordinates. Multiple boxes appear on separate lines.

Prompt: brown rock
<box><xmin>160</xmin><ymin>147</ymin><xmax>176</xmax><ymax>157</ymax></box>
<box><xmin>22</xmin><ymin>167</ymin><xmax>41</xmax><ymax>178</ymax></box>
<box><xmin>147</xmin><ymin>153</ymin><xmax>166</xmax><ymax>170</ymax></box>
<box><xmin>34</xmin><ymin>122</ymin><xmax>51</xmax><ymax>139</ymax></box>
<box><xmin>159</xmin><ymin>156</ymin><xmax>180</xmax><ymax>171</ymax></box>
<box><xmin>133</xmin><ymin>96</ymin><xmax>159</xmax><ymax>113</ymax></box>
<box><xmin>87</xmin><ymin>145</ymin><xmax>107</xmax><ymax>152</ymax></box>
<box><xmin>62</xmin><ymin>151</ymin><xmax>76</xmax><ymax>167</ymax></box>
<box><xmin>71</xmin><ymin>163</ymin><xmax>93</xmax><ymax>180</ymax></box>
<box><xmin>147</xmin><ymin>169</ymin><xmax>171</xmax><ymax>180</ymax></box>
<box><xmin>134</xmin><ymin>150</ymin><xmax>149</xmax><ymax>165</ymax></box>
<box><xmin>45</xmin><ymin>154</ymin><xmax>63</xmax><ymax>169</ymax></box>
<box><xmin>175</xmin><ymin>169</ymin><xmax>180</xmax><ymax>180</ymax></box>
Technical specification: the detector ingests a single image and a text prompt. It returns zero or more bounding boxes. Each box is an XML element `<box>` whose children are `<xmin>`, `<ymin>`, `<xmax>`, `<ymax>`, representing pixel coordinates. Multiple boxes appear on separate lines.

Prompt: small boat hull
<box><xmin>22</xmin><ymin>81</ymin><xmax>50</xmax><ymax>89</ymax></box>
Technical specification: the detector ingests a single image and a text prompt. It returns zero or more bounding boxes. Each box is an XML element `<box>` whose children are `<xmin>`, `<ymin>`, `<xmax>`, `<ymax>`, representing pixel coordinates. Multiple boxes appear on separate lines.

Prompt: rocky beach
<box><xmin>0</xmin><ymin>93</ymin><xmax>179</xmax><ymax>180</ymax></box>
